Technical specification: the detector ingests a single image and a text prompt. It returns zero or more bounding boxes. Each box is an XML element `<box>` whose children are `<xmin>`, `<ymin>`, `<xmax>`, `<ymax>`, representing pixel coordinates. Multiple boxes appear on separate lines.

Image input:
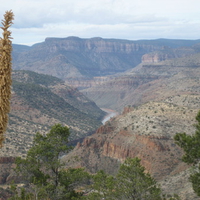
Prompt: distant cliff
<box><xmin>12</xmin><ymin>37</ymin><xmax>200</xmax><ymax>82</ymax></box>
<box><xmin>142</xmin><ymin>46</ymin><xmax>196</xmax><ymax>63</ymax></box>
<box><xmin>81</xmin><ymin>51</ymin><xmax>200</xmax><ymax>112</ymax></box>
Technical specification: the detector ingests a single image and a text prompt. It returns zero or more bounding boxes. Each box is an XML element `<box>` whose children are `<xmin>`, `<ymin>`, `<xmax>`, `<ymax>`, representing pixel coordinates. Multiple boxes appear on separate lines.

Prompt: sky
<box><xmin>1</xmin><ymin>0</ymin><xmax>200</xmax><ymax>45</ymax></box>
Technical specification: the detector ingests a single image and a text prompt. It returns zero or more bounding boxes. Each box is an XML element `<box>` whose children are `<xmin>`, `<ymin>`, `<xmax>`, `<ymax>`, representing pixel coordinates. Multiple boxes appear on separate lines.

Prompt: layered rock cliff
<box><xmin>12</xmin><ymin>37</ymin><xmax>200</xmax><ymax>83</ymax></box>
<box><xmin>81</xmin><ymin>52</ymin><xmax>200</xmax><ymax>112</ymax></box>
<box><xmin>142</xmin><ymin>46</ymin><xmax>196</xmax><ymax>63</ymax></box>
<box><xmin>63</xmin><ymin>101</ymin><xmax>198</xmax><ymax>180</ymax></box>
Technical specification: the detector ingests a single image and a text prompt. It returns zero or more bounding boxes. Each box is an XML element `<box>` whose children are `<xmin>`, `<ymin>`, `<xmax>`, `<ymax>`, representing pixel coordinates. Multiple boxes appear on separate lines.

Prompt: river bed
<box><xmin>101</xmin><ymin>108</ymin><xmax>119</xmax><ymax>124</ymax></box>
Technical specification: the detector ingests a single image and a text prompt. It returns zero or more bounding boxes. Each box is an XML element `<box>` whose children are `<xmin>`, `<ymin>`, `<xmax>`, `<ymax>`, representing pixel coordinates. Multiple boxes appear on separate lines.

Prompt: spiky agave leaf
<box><xmin>0</xmin><ymin>10</ymin><xmax>14</xmax><ymax>147</ymax></box>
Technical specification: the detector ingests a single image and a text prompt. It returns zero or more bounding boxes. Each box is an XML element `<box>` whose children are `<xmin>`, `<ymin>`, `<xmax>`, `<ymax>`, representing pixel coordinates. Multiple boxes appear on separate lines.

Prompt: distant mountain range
<box><xmin>12</xmin><ymin>37</ymin><xmax>200</xmax><ymax>81</ymax></box>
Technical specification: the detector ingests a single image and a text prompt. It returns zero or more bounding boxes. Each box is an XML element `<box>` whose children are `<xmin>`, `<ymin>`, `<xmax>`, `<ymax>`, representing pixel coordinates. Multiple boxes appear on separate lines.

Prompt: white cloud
<box><xmin>1</xmin><ymin>0</ymin><xmax>200</xmax><ymax>45</ymax></box>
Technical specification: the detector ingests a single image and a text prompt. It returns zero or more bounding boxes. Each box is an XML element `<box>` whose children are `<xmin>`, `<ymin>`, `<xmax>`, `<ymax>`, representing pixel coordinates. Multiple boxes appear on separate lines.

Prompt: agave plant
<box><xmin>0</xmin><ymin>10</ymin><xmax>14</xmax><ymax>147</ymax></box>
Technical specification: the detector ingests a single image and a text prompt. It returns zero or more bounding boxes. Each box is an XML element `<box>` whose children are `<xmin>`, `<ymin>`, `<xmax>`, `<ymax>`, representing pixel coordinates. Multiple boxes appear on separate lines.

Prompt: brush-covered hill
<box><xmin>63</xmin><ymin>101</ymin><xmax>199</xmax><ymax>177</ymax></box>
<box><xmin>0</xmin><ymin>70</ymin><xmax>105</xmax><ymax>157</ymax></box>
<box><xmin>63</xmin><ymin>100</ymin><xmax>200</xmax><ymax>199</ymax></box>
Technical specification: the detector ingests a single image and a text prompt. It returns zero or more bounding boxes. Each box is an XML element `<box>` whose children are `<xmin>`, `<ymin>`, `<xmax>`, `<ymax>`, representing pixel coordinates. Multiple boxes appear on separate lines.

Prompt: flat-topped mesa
<box><xmin>44</xmin><ymin>37</ymin><xmax>162</xmax><ymax>53</ymax></box>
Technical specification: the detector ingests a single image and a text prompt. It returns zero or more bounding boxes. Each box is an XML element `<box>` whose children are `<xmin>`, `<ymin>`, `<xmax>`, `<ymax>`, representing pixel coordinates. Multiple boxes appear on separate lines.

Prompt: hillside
<box><xmin>81</xmin><ymin>53</ymin><xmax>200</xmax><ymax>112</ymax></box>
<box><xmin>63</xmin><ymin>50</ymin><xmax>200</xmax><ymax>199</ymax></box>
<box><xmin>0</xmin><ymin>70</ymin><xmax>105</xmax><ymax>157</ymax></box>
<box><xmin>12</xmin><ymin>70</ymin><xmax>104</xmax><ymax>120</ymax></box>
<box><xmin>63</xmin><ymin>101</ymin><xmax>198</xmax><ymax>176</ymax></box>
<box><xmin>63</xmin><ymin>100</ymin><xmax>200</xmax><ymax>199</ymax></box>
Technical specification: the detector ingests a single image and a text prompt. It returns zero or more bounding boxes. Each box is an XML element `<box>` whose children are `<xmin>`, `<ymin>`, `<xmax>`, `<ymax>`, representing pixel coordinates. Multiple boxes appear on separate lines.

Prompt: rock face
<box><xmin>63</xmin><ymin>101</ymin><xmax>198</xmax><ymax>181</ymax></box>
<box><xmin>81</xmin><ymin>53</ymin><xmax>200</xmax><ymax>112</ymax></box>
<box><xmin>12</xmin><ymin>37</ymin><xmax>200</xmax><ymax>83</ymax></box>
<box><xmin>141</xmin><ymin>46</ymin><xmax>196</xmax><ymax>63</ymax></box>
<box><xmin>65</xmin><ymin>76</ymin><xmax>112</xmax><ymax>90</ymax></box>
<box><xmin>142</xmin><ymin>52</ymin><xmax>172</xmax><ymax>63</ymax></box>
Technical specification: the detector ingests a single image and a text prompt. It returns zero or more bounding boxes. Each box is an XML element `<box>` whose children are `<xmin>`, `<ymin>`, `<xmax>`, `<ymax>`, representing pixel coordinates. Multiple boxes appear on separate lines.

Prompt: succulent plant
<box><xmin>0</xmin><ymin>10</ymin><xmax>14</xmax><ymax>147</ymax></box>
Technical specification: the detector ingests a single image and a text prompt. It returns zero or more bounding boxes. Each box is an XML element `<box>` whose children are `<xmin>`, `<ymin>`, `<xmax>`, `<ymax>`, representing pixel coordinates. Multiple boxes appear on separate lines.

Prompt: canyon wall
<box><xmin>63</xmin><ymin>101</ymin><xmax>198</xmax><ymax>180</ymax></box>
<box><xmin>13</xmin><ymin>37</ymin><xmax>200</xmax><ymax>82</ymax></box>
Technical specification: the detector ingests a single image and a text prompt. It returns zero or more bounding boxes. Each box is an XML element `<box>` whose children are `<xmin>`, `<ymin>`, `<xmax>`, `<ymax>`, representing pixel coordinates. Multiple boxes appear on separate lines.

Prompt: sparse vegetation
<box><xmin>174</xmin><ymin>110</ymin><xmax>200</xmax><ymax>197</ymax></box>
<box><xmin>13</xmin><ymin>124</ymin><xmax>90</xmax><ymax>200</ymax></box>
<box><xmin>11</xmin><ymin>124</ymin><xmax>179</xmax><ymax>199</ymax></box>
<box><xmin>86</xmin><ymin>158</ymin><xmax>180</xmax><ymax>200</ymax></box>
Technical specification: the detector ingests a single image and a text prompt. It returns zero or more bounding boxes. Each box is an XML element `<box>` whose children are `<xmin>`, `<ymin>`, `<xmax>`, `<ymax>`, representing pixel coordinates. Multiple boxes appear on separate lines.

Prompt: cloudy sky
<box><xmin>1</xmin><ymin>0</ymin><xmax>200</xmax><ymax>45</ymax></box>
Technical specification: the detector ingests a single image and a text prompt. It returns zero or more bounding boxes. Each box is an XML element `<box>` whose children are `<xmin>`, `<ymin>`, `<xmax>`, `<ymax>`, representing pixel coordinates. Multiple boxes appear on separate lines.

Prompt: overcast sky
<box><xmin>1</xmin><ymin>0</ymin><xmax>200</xmax><ymax>45</ymax></box>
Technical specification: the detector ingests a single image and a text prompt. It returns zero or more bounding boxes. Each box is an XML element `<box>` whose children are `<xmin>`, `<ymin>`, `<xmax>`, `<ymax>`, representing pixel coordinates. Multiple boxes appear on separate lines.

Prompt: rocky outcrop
<box><xmin>75</xmin><ymin>132</ymin><xmax>185</xmax><ymax>180</ymax></box>
<box><xmin>63</xmin><ymin>101</ymin><xmax>198</xmax><ymax>181</ymax></box>
<box><xmin>96</xmin><ymin>124</ymin><xmax>114</xmax><ymax>134</ymax></box>
<box><xmin>142</xmin><ymin>46</ymin><xmax>197</xmax><ymax>63</ymax></box>
<box><xmin>142</xmin><ymin>52</ymin><xmax>175</xmax><ymax>63</ymax></box>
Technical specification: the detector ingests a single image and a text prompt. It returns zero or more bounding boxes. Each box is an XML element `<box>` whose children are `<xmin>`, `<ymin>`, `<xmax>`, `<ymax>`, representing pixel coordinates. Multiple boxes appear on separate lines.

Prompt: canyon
<box><xmin>0</xmin><ymin>70</ymin><xmax>105</xmax><ymax>159</ymax></box>
<box><xmin>12</xmin><ymin>37</ymin><xmax>200</xmax><ymax>82</ymax></box>
<box><xmin>1</xmin><ymin>37</ymin><xmax>200</xmax><ymax>198</ymax></box>
<box><xmin>81</xmin><ymin>51</ymin><xmax>200</xmax><ymax>112</ymax></box>
<box><xmin>63</xmin><ymin>100</ymin><xmax>200</xmax><ymax>199</ymax></box>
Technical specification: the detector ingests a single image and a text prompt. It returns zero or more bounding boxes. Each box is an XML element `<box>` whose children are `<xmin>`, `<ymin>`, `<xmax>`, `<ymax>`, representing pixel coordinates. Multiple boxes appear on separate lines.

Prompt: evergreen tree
<box><xmin>86</xmin><ymin>170</ymin><xmax>115</xmax><ymax>200</ymax></box>
<box><xmin>86</xmin><ymin>157</ymin><xmax>180</xmax><ymax>200</ymax></box>
<box><xmin>87</xmin><ymin>158</ymin><xmax>163</xmax><ymax>200</ymax></box>
<box><xmin>14</xmin><ymin>124</ymin><xmax>89</xmax><ymax>200</ymax></box>
<box><xmin>174</xmin><ymin>110</ymin><xmax>200</xmax><ymax>196</ymax></box>
<box><xmin>115</xmin><ymin>157</ymin><xmax>162</xmax><ymax>200</ymax></box>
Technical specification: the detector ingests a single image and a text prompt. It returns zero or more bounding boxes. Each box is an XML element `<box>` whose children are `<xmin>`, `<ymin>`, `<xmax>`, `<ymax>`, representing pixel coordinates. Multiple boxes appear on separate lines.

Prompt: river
<box><xmin>101</xmin><ymin>108</ymin><xmax>119</xmax><ymax>124</ymax></box>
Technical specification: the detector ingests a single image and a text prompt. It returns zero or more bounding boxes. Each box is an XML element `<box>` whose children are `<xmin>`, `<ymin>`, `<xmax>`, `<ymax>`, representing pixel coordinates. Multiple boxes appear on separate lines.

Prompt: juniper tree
<box><xmin>115</xmin><ymin>157</ymin><xmax>162</xmax><ymax>200</ymax></box>
<box><xmin>174</xmin><ymin>110</ymin><xmax>200</xmax><ymax>196</ymax></box>
<box><xmin>86</xmin><ymin>158</ymin><xmax>163</xmax><ymax>200</ymax></box>
<box><xmin>15</xmin><ymin>124</ymin><xmax>90</xmax><ymax>200</ymax></box>
<box><xmin>0</xmin><ymin>10</ymin><xmax>14</xmax><ymax>147</ymax></box>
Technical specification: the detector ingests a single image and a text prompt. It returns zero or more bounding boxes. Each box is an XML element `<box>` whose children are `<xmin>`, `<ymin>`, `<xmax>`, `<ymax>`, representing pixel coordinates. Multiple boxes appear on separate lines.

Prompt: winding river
<box><xmin>101</xmin><ymin>108</ymin><xmax>119</xmax><ymax>124</ymax></box>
